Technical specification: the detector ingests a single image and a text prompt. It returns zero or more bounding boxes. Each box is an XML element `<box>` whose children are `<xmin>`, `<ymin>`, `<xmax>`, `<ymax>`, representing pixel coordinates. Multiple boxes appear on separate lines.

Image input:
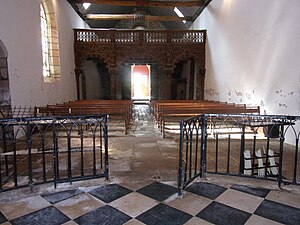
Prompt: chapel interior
<box><xmin>0</xmin><ymin>1</ymin><xmax>299</xmax><ymax>225</ymax></box>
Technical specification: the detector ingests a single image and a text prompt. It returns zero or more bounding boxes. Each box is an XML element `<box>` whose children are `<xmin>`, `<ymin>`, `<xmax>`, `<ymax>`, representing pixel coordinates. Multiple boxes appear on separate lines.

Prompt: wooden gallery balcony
<box><xmin>73</xmin><ymin>29</ymin><xmax>206</xmax><ymax>99</ymax></box>
<box><xmin>74</xmin><ymin>29</ymin><xmax>206</xmax><ymax>69</ymax></box>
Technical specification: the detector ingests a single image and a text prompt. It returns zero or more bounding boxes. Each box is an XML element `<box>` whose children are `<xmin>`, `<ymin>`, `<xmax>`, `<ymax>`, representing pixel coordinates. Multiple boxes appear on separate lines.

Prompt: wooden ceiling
<box><xmin>67</xmin><ymin>0</ymin><xmax>212</xmax><ymax>29</ymax></box>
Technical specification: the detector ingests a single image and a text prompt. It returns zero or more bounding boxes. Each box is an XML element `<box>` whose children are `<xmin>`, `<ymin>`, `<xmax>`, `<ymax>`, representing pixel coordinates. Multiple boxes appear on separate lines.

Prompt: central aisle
<box><xmin>108</xmin><ymin>104</ymin><xmax>179</xmax><ymax>183</ymax></box>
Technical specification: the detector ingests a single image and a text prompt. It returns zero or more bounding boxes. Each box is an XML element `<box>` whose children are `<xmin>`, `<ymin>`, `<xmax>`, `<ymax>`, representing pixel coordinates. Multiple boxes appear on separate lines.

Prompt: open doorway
<box><xmin>131</xmin><ymin>64</ymin><xmax>150</xmax><ymax>101</ymax></box>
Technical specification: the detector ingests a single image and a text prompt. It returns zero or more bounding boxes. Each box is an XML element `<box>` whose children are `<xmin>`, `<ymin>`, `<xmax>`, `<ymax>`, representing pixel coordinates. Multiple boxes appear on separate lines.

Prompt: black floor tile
<box><xmin>186</xmin><ymin>182</ymin><xmax>227</xmax><ymax>200</ymax></box>
<box><xmin>10</xmin><ymin>206</ymin><xmax>70</xmax><ymax>225</ymax></box>
<box><xmin>0</xmin><ymin>211</ymin><xmax>8</xmax><ymax>224</ymax></box>
<box><xmin>196</xmin><ymin>201</ymin><xmax>251</xmax><ymax>225</ymax></box>
<box><xmin>42</xmin><ymin>189</ymin><xmax>84</xmax><ymax>204</ymax></box>
<box><xmin>74</xmin><ymin>205</ymin><xmax>131</xmax><ymax>225</ymax></box>
<box><xmin>230</xmin><ymin>184</ymin><xmax>270</xmax><ymax>198</ymax></box>
<box><xmin>254</xmin><ymin>199</ymin><xmax>300</xmax><ymax>225</ymax></box>
<box><xmin>88</xmin><ymin>184</ymin><xmax>132</xmax><ymax>203</ymax></box>
<box><xmin>136</xmin><ymin>181</ymin><xmax>178</xmax><ymax>201</ymax></box>
<box><xmin>136</xmin><ymin>203</ymin><xmax>192</xmax><ymax>225</ymax></box>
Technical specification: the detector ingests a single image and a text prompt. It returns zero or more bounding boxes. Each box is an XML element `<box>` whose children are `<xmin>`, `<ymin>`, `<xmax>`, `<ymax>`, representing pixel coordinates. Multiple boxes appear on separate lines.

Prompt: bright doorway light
<box><xmin>83</xmin><ymin>3</ymin><xmax>91</xmax><ymax>10</ymax></box>
<box><xmin>174</xmin><ymin>7</ymin><xmax>186</xmax><ymax>23</ymax></box>
<box><xmin>131</xmin><ymin>65</ymin><xmax>150</xmax><ymax>100</ymax></box>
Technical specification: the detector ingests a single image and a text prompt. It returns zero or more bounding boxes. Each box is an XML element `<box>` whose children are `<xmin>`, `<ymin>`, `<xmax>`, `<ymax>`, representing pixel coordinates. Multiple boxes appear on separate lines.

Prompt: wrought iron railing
<box><xmin>74</xmin><ymin>29</ymin><xmax>206</xmax><ymax>44</ymax></box>
<box><xmin>178</xmin><ymin>114</ymin><xmax>300</xmax><ymax>196</ymax></box>
<box><xmin>0</xmin><ymin>115</ymin><xmax>108</xmax><ymax>192</ymax></box>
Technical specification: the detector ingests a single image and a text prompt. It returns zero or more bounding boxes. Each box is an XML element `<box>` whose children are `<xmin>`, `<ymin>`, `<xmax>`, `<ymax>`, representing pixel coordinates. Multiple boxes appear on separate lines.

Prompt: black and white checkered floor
<box><xmin>0</xmin><ymin>180</ymin><xmax>299</xmax><ymax>225</ymax></box>
<box><xmin>1</xmin><ymin>104</ymin><xmax>299</xmax><ymax>224</ymax></box>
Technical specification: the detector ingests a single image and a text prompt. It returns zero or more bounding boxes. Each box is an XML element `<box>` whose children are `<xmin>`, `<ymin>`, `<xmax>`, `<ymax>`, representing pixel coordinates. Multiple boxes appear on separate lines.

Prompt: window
<box><xmin>40</xmin><ymin>1</ymin><xmax>61</xmax><ymax>81</ymax></box>
<box><xmin>40</xmin><ymin>4</ymin><xmax>51</xmax><ymax>77</ymax></box>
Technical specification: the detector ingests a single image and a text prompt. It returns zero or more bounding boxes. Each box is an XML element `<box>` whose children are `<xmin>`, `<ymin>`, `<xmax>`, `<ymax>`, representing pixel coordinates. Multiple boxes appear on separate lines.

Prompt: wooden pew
<box><xmin>151</xmin><ymin>100</ymin><xmax>219</xmax><ymax>123</ymax></box>
<box><xmin>34</xmin><ymin>100</ymin><xmax>133</xmax><ymax>134</ymax></box>
<box><xmin>151</xmin><ymin>100</ymin><xmax>260</xmax><ymax>137</ymax></box>
<box><xmin>151</xmin><ymin>100</ymin><xmax>217</xmax><ymax>118</ymax></box>
<box><xmin>154</xmin><ymin>101</ymin><xmax>236</xmax><ymax>128</ymax></box>
<box><xmin>62</xmin><ymin>100</ymin><xmax>132</xmax><ymax>120</ymax></box>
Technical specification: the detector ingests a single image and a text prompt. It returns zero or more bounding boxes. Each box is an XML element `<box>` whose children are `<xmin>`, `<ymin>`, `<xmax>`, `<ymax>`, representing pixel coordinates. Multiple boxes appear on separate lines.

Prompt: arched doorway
<box><xmin>78</xmin><ymin>57</ymin><xmax>111</xmax><ymax>100</ymax></box>
<box><xmin>172</xmin><ymin>57</ymin><xmax>205</xmax><ymax>100</ymax></box>
<box><xmin>0</xmin><ymin>40</ymin><xmax>11</xmax><ymax>109</ymax></box>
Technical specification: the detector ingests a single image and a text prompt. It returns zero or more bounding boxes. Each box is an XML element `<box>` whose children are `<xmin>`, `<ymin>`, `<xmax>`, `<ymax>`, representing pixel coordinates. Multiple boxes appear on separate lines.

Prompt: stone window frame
<box><xmin>40</xmin><ymin>0</ymin><xmax>61</xmax><ymax>82</ymax></box>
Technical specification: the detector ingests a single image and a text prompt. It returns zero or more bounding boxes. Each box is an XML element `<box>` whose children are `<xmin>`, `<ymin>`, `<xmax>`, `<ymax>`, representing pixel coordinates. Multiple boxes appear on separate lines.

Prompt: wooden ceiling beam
<box><xmin>86</xmin><ymin>13</ymin><xmax>193</xmax><ymax>21</ymax></box>
<box><xmin>74</xmin><ymin>0</ymin><xmax>204</xmax><ymax>7</ymax></box>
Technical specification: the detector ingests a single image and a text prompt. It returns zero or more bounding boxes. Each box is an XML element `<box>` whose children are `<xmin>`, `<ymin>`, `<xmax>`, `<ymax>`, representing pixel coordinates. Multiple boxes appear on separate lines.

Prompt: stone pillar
<box><xmin>75</xmin><ymin>68</ymin><xmax>81</xmax><ymax>100</ymax></box>
<box><xmin>150</xmin><ymin>65</ymin><xmax>159</xmax><ymax>100</ymax></box>
<box><xmin>196</xmin><ymin>67</ymin><xmax>206</xmax><ymax>100</ymax></box>
<box><xmin>163</xmin><ymin>67</ymin><xmax>173</xmax><ymax>99</ymax></box>
<box><xmin>109</xmin><ymin>68</ymin><xmax>117</xmax><ymax>100</ymax></box>
<box><xmin>189</xmin><ymin>59</ymin><xmax>195</xmax><ymax>100</ymax></box>
<box><xmin>81</xmin><ymin>70</ymin><xmax>87</xmax><ymax>100</ymax></box>
<box><xmin>75</xmin><ymin>68</ymin><xmax>86</xmax><ymax>100</ymax></box>
<box><xmin>122</xmin><ymin>64</ymin><xmax>131</xmax><ymax>100</ymax></box>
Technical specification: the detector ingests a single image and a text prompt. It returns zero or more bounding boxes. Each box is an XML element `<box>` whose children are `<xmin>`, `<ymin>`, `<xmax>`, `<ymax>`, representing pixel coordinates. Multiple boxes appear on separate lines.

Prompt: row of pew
<box><xmin>34</xmin><ymin>100</ymin><xmax>133</xmax><ymax>134</ymax></box>
<box><xmin>34</xmin><ymin>99</ymin><xmax>260</xmax><ymax>136</ymax></box>
<box><xmin>151</xmin><ymin>100</ymin><xmax>260</xmax><ymax>137</ymax></box>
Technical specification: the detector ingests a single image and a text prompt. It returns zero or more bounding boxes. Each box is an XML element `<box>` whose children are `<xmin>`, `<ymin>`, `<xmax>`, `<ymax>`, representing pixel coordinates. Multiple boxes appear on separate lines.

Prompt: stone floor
<box><xmin>0</xmin><ymin>104</ymin><xmax>300</xmax><ymax>225</ymax></box>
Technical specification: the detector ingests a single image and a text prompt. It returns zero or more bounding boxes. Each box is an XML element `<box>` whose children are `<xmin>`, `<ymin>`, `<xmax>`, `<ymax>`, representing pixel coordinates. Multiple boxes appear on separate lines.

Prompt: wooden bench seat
<box><xmin>153</xmin><ymin>102</ymin><xmax>218</xmax><ymax>123</ymax></box>
<box><xmin>150</xmin><ymin>100</ymin><xmax>260</xmax><ymax>137</ymax></box>
<box><xmin>34</xmin><ymin>100</ymin><xmax>133</xmax><ymax>134</ymax></box>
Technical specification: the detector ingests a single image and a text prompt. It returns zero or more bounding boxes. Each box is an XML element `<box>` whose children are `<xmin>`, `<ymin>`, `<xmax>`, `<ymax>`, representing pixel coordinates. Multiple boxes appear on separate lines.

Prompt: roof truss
<box><xmin>73</xmin><ymin>0</ymin><xmax>206</xmax><ymax>8</ymax></box>
<box><xmin>67</xmin><ymin>0</ymin><xmax>212</xmax><ymax>27</ymax></box>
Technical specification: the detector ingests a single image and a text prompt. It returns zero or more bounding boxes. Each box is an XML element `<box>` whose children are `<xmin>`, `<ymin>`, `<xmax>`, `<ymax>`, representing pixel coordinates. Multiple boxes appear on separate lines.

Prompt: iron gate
<box><xmin>178</xmin><ymin>114</ymin><xmax>300</xmax><ymax>196</ymax></box>
<box><xmin>0</xmin><ymin>115</ymin><xmax>108</xmax><ymax>192</ymax></box>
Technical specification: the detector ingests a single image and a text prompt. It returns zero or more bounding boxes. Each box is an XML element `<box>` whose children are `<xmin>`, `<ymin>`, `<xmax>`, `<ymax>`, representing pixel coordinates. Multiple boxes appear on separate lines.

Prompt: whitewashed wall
<box><xmin>0</xmin><ymin>0</ymin><xmax>88</xmax><ymax>107</ymax></box>
<box><xmin>192</xmin><ymin>0</ymin><xmax>300</xmax><ymax>116</ymax></box>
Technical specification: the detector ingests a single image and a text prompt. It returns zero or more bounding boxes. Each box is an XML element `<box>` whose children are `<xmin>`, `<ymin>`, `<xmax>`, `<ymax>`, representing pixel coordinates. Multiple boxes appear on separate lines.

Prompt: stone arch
<box><xmin>171</xmin><ymin>51</ymin><xmax>205</xmax><ymax>100</ymax></box>
<box><xmin>77</xmin><ymin>53</ymin><xmax>112</xmax><ymax>70</ymax></box>
<box><xmin>76</xmin><ymin>55</ymin><xmax>111</xmax><ymax>100</ymax></box>
<box><xmin>172</xmin><ymin>51</ymin><xmax>204</xmax><ymax>68</ymax></box>
<box><xmin>0</xmin><ymin>40</ymin><xmax>8</xmax><ymax>58</ymax></box>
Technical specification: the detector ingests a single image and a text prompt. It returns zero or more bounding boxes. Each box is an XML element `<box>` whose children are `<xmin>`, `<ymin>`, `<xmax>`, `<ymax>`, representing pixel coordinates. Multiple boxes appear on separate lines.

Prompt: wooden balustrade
<box><xmin>74</xmin><ymin>29</ymin><xmax>206</xmax><ymax>44</ymax></box>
